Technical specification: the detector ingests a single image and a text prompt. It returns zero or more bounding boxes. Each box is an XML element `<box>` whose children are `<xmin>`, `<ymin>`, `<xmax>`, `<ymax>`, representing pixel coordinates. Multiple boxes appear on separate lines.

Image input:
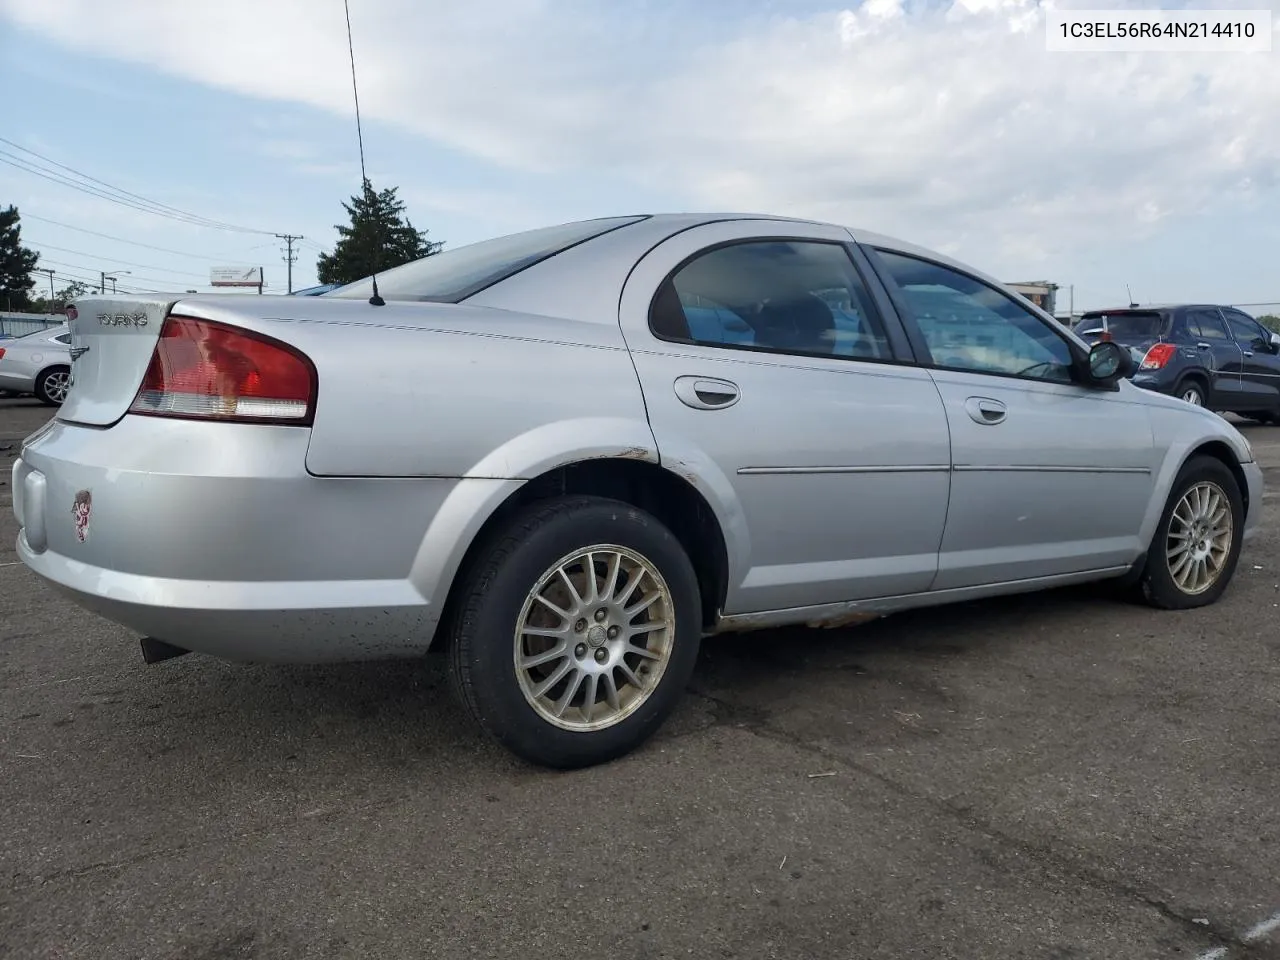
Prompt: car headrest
<box><xmin>752</xmin><ymin>293</ymin><xmax>836</xmax><ymax>354</ymax></box>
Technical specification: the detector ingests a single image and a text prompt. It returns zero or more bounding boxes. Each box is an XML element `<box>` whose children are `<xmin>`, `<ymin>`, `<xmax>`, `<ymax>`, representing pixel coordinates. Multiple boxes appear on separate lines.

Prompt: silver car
<box><xmin>12</xmin><ymin>214</ymin><xmax>1263</xmax><ymax>768</ymax></box>
<box><xmin>0</xmin><ymin>324</ymin><xmax>73</xmax><ymax>405</ymax></box>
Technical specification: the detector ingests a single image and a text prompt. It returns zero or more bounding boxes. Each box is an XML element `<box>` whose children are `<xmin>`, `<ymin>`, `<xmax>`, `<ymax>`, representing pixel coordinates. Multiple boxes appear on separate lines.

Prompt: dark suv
<box><xmin>1075</xmin><ymin>305</ymin><xmax>1280</xmax><ymax>419</ymax></box>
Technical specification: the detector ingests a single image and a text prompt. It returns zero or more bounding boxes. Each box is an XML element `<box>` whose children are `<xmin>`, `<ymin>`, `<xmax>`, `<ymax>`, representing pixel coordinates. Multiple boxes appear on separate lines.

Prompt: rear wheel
<box><xmin>1175</xmin><ymin>380</ymin><xmax>1206</xmax><ymax>407</ymax></box>
<box><xmin>447</xmin><ymin>495</ymin><xmax>702</xmax><ymax>769</ymax></box>
<box><xmin>35</xmin><ymin>366</ymin><xmax>70</xmax><ymax>406</ymax></box>
<box><xmin>1138</xmin><ymin>456</ymin><xmax>1243</xmax><ymax>609</ymax></box>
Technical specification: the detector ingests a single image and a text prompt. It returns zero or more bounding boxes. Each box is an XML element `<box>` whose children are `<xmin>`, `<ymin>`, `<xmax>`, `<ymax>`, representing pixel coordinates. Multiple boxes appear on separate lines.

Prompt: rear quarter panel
<box><xmin>178</xmin><ymin>301</ymin><xmax>657</xmax><ymax>479</ymax></box>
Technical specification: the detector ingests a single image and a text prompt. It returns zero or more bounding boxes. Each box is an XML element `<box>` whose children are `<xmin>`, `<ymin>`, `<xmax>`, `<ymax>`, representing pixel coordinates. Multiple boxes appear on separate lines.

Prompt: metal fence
<box><xmin>0</xmin><ymin>313</ymin><xmax>61</xmax><ymax>339</ymax></box>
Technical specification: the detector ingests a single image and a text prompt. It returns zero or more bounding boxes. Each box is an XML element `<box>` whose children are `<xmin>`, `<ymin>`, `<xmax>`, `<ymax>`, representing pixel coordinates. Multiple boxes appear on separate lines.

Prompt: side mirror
<box><xmin>1085</xmin><ymin>340</ymin><xmax>1131</xmax><ymax>386</ymax></box>
<box><xmin>1269</xmin><ymin>332</ymin><xmax>1280</xmax><ymax>353</ymax></box>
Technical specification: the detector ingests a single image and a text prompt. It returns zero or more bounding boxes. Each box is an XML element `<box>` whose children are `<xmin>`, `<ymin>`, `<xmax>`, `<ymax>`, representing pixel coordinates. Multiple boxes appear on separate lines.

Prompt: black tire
<box><xmin>1174</xmin><ymin>379</ymin><xmax>1206</xmax><ymax>408</ymax></box>
<box><xmin>34</xmin><ymin>366</ymin><xmax>70</xmax><ymax>406</ymax></box>
<box><xmin>447</xmin><ymin>495</ymin><xmax>702</xmax><ymax>769</ymax></box>
<box><xmin>1137</xmin><ymin>455</ymin><xmax>1244</xmax><ymax>610</ymax></box>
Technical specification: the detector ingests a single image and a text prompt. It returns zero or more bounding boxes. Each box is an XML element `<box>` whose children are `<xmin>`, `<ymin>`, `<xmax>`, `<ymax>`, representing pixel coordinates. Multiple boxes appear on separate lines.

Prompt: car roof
<box><xmin>14</xmin><ymin>324</ymin><xmax>69</xmax><ymax>341</ymax></box>
<box><xmin>460</xmin><ymin>212</ymin><xmax>1034</xmax><ymax>325</ymax></box>
<box><xmin>1082</xmin><ymin>305</ymin><xmax>1243</xmax><ymax>315</ymax></box>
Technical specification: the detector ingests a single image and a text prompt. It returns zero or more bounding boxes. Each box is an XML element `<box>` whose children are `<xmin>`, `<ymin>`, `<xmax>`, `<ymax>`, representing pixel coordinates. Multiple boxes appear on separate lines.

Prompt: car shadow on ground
<box><xmin>107</xmin><ymin>580</ymin><xmax>1118</xmax><ymax>777</ymax></box>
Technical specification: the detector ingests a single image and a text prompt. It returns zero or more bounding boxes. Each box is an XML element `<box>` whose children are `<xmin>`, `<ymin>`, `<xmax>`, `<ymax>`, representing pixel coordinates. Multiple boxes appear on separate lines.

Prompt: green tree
<box><xmin>29</xmin><ymin>280</ymin><xmax>89</xmax><ymax>315</ymax></box>
<box><xmin>1257</xmin><ymin>314</ymin><xmax>1280</xmax><ymax>334</ymax></box>
<box><xmin>316</xmin><ymin>179</ymin><xmax>441</xmax><ymax>286</ymax></box>
<box><xmin>0</xmin><ymin>205</ymin><xmax>41</xmax><ymax>311</ymax></box>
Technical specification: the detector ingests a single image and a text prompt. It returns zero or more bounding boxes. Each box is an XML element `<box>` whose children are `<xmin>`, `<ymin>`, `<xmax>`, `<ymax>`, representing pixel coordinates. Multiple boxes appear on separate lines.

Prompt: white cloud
<box><xmin>3</xmin><ymin>0</ymin><xmax>1279</xmax><ymax>275</ymax></box>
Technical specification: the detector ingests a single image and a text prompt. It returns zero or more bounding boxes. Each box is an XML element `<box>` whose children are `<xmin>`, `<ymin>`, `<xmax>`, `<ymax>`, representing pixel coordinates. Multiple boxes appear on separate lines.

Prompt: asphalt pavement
<box><xmin>2</xmin><ymin>395</ymin><xmax>1279</xmax><ymax>960</ymax></box>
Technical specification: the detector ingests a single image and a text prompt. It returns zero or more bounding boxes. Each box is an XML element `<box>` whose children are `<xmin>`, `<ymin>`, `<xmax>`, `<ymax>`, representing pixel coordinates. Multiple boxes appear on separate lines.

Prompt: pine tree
<box><xmin>316</xmin><ymin>179</ymin><xmax>441</xmax><ymax>286</ymax></box>
<box><xmin>0</xmin><ymin>205</ymin><xmax>41</xmax><ymax>311</ymax></box>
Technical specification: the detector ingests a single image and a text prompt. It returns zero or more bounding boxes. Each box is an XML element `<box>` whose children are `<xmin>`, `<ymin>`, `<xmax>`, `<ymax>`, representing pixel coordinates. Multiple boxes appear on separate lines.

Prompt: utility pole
<box><xmin>276</xmin><ymin>233</ymin><xmax>303</xmax><ymax>294</ymax></box>
<box><xmin>42</xmin><ymin>268</ymin><xmax>55</xmax><ymax>311</ymax></box>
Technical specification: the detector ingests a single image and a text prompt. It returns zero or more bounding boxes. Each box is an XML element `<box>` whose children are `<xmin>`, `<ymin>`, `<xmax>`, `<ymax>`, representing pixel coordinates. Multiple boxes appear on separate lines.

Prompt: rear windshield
<box><xmin>327</xmin><ymin>215</ymin><xmax>649</xmax><ymax>303</ymax></box>
<box><xmin>1080</xmin><ymin>311</ymin><xmax>1165</xmax><ymax>339</ymax></box>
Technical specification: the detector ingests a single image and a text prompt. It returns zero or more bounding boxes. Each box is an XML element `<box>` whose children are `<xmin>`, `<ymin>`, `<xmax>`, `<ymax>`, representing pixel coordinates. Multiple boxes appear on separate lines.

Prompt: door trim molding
<box><xmin>952</xmin><ymin>464</ymin><xmax>1151</xmax><ymax>475</ymax></box>
<box><xmin>737</xmin><ymin>464</ymin><xmax>950</xmax><ymax>475</ymax></box>
<box><xmin>738</xmin><ymin>464</ymin><xmax>1149</xmax><ymax>476</ymax></box>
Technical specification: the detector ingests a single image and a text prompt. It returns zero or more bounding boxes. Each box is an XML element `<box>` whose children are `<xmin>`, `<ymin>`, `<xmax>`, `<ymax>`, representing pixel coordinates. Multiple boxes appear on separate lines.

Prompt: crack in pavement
<box><xmin>686</xmin><ymin>685</ymin><xmax>1258</xmax><ymax>954</ymax></box>
<box><xmin>2</xmin><ymin>776</ymin><xmax>439</xmax><ymax>892</ymax></box>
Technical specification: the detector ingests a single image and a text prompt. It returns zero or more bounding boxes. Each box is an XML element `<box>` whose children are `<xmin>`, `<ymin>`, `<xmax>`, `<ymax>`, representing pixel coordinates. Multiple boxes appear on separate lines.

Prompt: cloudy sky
<box><xmin>1</xmin><ymin>0</ymin><xmax>1278</xmax><ymax>311</ymax></box>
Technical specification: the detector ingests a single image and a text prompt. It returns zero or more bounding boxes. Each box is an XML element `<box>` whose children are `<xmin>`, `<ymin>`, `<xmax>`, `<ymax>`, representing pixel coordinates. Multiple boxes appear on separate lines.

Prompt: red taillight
<box><xmin>0</xmin><ymin>348</ymin><xmax>6</xmax><ymax>360</ymax></box>
<box><xmin>1140</xmin><ymin>342</ymin><xmax>1177</xmax><ymax>370</ymax></box>
<box><xmin>129</xmin><ymin>316</ymin><xmax>317</xmax><ymax>424</ymax></box>
<box><xmin>1100</xmin><ymin>331</ymin><xmax>1112</xmax><ymax>342</ymax></box>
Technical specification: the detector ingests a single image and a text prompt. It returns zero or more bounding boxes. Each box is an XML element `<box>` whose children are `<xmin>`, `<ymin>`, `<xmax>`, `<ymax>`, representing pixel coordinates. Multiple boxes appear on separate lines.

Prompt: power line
<box><xmin>20</xmin><ymin>213</ymin><xmax>264</xmax><ymax>264</ymax></box>
<box><xmin>0</xmin><ymin>153</ymin><xmax>271</xmax><ymax>235</ymax></box>
<box><xmin>0</xmin><ymin>137</ymin><xmax>275</xmax><ymax>235</ymax></box>
<box><xmin>15</xmin><ymin>268</ymin><xmax>184</xmax><ymax>306</ymax></box>
<box><xmin>35</xmin><ymin>257</ymin><xmax>197</xmax><ymax>290</ymax></box>
<box><xmin>0</xmin><ymin>136</ymin><xmax>265</xmax><ymax>231</ymax></box>
<box><xmin>26</xmin><ymin>239</ymin><xmax>209</xmax><ymax>280</ymax></box>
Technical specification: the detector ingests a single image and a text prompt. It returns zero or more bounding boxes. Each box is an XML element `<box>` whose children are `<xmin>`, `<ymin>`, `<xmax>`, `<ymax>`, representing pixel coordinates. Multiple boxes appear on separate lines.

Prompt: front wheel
<box><xmin>448</xmin><ymin>495</ymin><xmax>702</xmax><ymax>769</ymax></box>
<box><xmin>1138</xmin><ymin>456</ymin><xmax>1244</xmax><ymax>609</ymax></box>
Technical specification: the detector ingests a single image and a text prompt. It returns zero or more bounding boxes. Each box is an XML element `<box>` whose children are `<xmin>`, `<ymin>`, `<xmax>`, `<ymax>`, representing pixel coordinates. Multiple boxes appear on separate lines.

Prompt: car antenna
<box><xmin>343</xmin><ymin>0</ymin><xmax>384</xmax><ymax>307</ymax></box>
<box><xmin>1126</xmin><ymin>283</ymin><xmax>1137</xmax><ymax>309</ymax></box>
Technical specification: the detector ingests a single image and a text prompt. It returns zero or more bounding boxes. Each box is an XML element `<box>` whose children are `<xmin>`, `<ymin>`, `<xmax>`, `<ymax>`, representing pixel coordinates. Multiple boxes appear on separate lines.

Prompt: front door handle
<box><xmin>673</xmin><ymin>376</ymin><xmax>740</xmax><ymax>410</ymax></box>
<box><xmin>964</xmin><ymin>396</ymin><xmax>1007</xmax><ymax>425</ymax></box>
<box><xmin>1243</xmin><ymin>350</ymin><xmax>1255</xmax><ymax>357</ymax></box>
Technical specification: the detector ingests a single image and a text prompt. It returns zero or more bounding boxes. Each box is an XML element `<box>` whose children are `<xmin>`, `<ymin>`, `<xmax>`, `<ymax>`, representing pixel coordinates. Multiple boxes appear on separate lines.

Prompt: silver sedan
<box><xmin>0</xmin><ymin>324</ymin><xmax>73</xmax><ymax>404</ymax></box>
<box><xmin>12</xmin><ymin>214</ymin><xmax>1263</xmax><ymax>768</ymax></box>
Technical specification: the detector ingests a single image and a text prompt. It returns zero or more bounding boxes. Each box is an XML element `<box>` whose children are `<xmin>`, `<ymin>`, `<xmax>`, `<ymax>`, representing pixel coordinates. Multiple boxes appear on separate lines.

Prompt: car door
<box><xmin>1220</xmin><ymin>307</ymin><xmax>1280</xmax><ymax>412</ymax></box>
<box><xmin>618</xmin><ymin>220</ymin><xmax>952</xmax><ymax>614</ymax></box>
<box><xmin>1183</xmin><ymin>307</ymin><xmax>1244</xmax><ymax>408</ymax></box>
<box><xmin>863</xmin><ymin>246</ymin><xmax>1157</xmax><ymax>591</ymax></box>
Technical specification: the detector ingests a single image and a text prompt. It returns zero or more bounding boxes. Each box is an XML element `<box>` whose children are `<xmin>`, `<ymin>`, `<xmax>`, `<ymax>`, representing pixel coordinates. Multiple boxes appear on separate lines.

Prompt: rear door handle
<box><xmin>1196</xmin><ymin>342</ymin><xmax>1212</xmax><ymax>350</ymax></box>
<box><xmin>964</xmin><ymin>397</ymin><xmax>1007</xmax><ymax>425</ymax></box>
<box><xmin>673</xmin><ymin>376</ymin><xmax>740</xmax><ymax>410</ymax></box>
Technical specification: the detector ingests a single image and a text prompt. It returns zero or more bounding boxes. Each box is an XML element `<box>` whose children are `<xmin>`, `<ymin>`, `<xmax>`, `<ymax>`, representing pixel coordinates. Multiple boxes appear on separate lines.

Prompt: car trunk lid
<box><xmin>58</xmin><ymin>297</ymin><xmax>176</xmax><ymax>426</ymax></box>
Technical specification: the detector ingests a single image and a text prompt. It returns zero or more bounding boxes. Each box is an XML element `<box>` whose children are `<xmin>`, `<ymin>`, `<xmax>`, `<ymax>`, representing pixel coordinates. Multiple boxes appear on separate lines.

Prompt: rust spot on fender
<box><xmin>584</xmin><ymin>446</ymin><xmax>653</xmax><ymax>462</ymax></box>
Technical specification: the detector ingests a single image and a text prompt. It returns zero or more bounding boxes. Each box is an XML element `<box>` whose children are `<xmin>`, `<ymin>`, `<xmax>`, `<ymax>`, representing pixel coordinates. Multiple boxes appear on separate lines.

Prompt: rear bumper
<box><xmin>1128</xmin><ymin>371</ymin><xmax>1177</xmax><ymax>395</ymax></box>
<box><xmin>12</xmin><ymin>415</ymin><xmax>519</xmax><ymax>663</ymax></box>
<box><xmin>16</xmin><ymin>538</ymin><xmax>436</xmax><ymax>662</ymax></box>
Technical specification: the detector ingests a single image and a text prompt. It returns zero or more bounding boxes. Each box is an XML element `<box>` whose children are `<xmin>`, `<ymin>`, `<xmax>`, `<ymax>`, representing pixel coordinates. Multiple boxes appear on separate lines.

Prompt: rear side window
<box><xmin>327</xmin><ymin>216</ymin><xmax>649</xmax><ymax>303</ymax></box>
<box><xmin>1187</xmin><ymin>309</ymin><xmax>1230</xmax><ymax>340</ymax></box>
<box><xmin>650</xmin><ymin>240</ymin><xmax>892</xmax><ymax>361</ymax></box>
<box><xmin>53</xmin><ymin>333</ymin><xmax>71</xmax><ymax>345</ymax></box>
<box><xmin>1087</xmin><ymin>312</ymin><xmax>1165</xmax><ymax>340</ymax></box>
